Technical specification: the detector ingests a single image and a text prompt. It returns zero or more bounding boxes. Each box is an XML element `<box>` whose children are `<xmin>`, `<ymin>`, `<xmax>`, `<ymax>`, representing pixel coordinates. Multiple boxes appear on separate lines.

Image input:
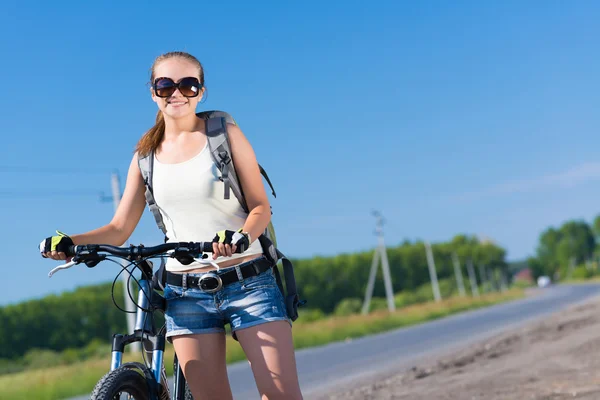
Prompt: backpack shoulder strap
<box><xmin>198</xmin><ymin>110</ymin><xmax>277</xmax><ymax>202</ymax></box>
<box><xmin>275</xmin><ymin>249</ymin><xmax>306</xmax><ymax>321</ymax></box>
<box><xmin>137</xmin><ymin>150</ymin><xmax>168</xmax><ymax>236</ymax></box>
<box><xmin>197</xmin><ymin>110</ymin><xmax>237</xmax><ymax>125</ymax></box>
<box><xmin>259</xmin><ymin>165</ymin><xmax>276</xmax><ymax>198</ymax></box>
<box><xmin>203</xmin><ymin>115</ymin><xmax>250</xmax><ymax>213</ymax></box>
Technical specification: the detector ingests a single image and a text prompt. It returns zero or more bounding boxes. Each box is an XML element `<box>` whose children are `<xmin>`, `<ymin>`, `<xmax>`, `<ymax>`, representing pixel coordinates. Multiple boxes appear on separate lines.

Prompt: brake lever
<box><xmin>48</xmin><ymin>259</ymin><xmax>79</xmax><ymax>278</ymax></box>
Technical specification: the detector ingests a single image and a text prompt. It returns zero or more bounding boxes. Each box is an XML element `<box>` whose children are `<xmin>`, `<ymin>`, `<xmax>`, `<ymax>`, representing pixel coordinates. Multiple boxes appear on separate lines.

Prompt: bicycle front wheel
<box><xmin>90</xmin><ymin>367</ymin><xmax>149</xmax><ymax>400</ymax></box>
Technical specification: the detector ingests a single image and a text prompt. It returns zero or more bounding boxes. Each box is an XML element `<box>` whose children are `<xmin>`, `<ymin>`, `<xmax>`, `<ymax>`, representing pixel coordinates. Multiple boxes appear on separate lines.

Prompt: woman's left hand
<box><xmin>211</xmin><ymin>229</ymin><xmax>249</xmax><ymax>259</ymax></box>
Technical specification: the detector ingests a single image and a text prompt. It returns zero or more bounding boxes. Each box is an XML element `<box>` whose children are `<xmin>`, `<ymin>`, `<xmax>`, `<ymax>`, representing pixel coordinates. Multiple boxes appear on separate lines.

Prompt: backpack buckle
<box><xmin>218</xmin><ymin>151</ymin><xmax>231</xmax><ymax>165</ymax></box>
<box><xmin>286</xmin><ymin>294</ymin><xmax>299</xmax><ymax>321</ymax></box>
<box><xmin>285</xmin><ymin>294</ymin><xmax>306</xmax><ymax>322</ymax></box>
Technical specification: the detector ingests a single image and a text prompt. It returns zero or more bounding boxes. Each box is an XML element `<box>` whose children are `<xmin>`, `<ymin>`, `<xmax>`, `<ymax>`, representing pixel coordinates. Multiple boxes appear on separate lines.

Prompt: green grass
<box><xmin>0</xmin><ymin>289</ymin><xmax>524</xmax><ymax>400</ymax></box>
<box><xmin>562</xmin><ymin>277</ymin><xmax>600</xmax><ymax>284</ymax></box>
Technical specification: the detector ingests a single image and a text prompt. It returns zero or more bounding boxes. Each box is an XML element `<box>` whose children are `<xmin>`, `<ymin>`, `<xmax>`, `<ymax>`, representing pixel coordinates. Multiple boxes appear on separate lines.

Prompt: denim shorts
<box><xmin>163</xmin><ymin>257</ymin><xmax>291</xmax><ymax>340</ymax></box>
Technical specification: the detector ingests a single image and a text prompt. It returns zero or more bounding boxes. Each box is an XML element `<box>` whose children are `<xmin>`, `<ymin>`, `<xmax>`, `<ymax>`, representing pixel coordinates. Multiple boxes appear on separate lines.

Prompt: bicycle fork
<box><xmin>109</xmin><ymin>278</ymin><xmax>166</xmax><ymax>386</ymax></box>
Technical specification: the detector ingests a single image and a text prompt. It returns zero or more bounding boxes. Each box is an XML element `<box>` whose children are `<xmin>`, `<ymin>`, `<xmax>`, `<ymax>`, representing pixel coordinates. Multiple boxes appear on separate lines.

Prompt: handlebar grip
<box><xmin>66</xmin><ymin>245</ymin><xmax>78</xmax><ymax>257</ymax></box>
<box><xmin>200</xmin><ymin>242</ymin><xmax>244</xmax><ymax>253</ymax></box>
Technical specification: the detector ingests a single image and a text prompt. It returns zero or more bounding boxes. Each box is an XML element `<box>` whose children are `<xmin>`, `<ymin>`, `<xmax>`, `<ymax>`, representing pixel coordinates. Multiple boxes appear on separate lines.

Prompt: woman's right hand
<box><xmin>39</xmin><ymin>231</ymin><xmax>74</xmax><ymax>260</ymax></box>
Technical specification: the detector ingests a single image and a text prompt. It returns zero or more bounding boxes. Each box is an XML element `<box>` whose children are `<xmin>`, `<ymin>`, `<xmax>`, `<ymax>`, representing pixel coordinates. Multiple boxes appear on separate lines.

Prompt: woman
<box><xmin>40</xmin><ymin>51</ymin><xmax>303</xmax><ymax>400</ymax></box>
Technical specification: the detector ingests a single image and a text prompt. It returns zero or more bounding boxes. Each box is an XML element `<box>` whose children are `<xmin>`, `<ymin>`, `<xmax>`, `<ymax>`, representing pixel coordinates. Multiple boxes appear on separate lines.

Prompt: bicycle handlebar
<box><xmin>67</xmin><ymin>242</ymin><xmax>215</xmax><ymax>259</ymax></box>
<box><xmin>48</xmin><ymin>241</ymin><xmax>222</xmax><ymax>278</ymax></box>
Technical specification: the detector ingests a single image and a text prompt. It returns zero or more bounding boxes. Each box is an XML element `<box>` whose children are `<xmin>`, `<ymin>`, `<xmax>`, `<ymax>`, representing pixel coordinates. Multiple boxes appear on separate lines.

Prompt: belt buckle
<box><xmin>198</xmin><ymin>273</ymin><xmax>223</xmax><ymax>293</ymax></box>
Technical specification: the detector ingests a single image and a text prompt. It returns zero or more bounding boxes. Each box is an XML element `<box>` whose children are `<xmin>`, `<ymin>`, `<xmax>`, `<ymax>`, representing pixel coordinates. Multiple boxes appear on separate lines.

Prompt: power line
<box><xmin>0</xmin><ymin>166</ymin><xmax>116</xmax><ymax>198</ymax></box>
<box><xmin>0</xmin><ymin>190</ymin><xmax>103</xmax><ymax>199</ymax></box>
<box><xmin>0</xmin><ymin>165</ymin><xmax>111</xmax><ymax>175</ymax></box>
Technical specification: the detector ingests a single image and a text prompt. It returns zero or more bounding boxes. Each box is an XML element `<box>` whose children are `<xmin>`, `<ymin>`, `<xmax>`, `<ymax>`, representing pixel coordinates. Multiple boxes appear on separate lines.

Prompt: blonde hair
<box><xmin>135</xmin><ymin>52</ymin><xmax>205</xmax><ymax>156</ymax></box>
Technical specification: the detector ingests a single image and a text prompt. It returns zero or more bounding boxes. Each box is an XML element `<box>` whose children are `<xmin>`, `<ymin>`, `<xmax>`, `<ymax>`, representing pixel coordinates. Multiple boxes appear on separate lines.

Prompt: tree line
<box><xmin>293</xmin><ymin>234</ymin><xmax>507</xmax><ymax>313</ymax></box>
<box><xmin>527</xmin><ymin>215</ymin><xmax>600</xmax><ymax>280</ymax></box>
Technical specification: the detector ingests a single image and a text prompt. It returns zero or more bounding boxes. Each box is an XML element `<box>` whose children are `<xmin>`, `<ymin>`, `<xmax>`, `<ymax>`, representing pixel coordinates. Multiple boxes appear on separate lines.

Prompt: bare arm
<box><xmin>228</xmin><ymin>123</ymin><xmax>271</xmax><ymax>243</ymax></box>
<box><xmin>70</xmin><ymin>153</ymin><xmax>147</xmax><ymax>246</ymax></box>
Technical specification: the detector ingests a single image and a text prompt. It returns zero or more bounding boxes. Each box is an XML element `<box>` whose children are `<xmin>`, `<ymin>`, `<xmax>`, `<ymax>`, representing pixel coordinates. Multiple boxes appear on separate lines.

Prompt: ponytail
<box><xmin>136</xmin><ymin>110</ymin><xmax>165</xmax><ymax>156</ymax></box>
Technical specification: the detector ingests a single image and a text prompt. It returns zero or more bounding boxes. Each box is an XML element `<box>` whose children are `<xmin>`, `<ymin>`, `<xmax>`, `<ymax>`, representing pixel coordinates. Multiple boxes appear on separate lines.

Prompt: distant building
<box><xmin>513</xmin><ymin>268</ymin><xmax>534</xmax><ymax>284</ymax></box>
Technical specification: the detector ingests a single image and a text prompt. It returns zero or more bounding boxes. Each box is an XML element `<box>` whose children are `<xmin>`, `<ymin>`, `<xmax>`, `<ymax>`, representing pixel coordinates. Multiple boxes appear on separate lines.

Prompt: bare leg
<box><xmin>236</xmin><ymin>321</ymin><xmax>303</xmax><ymax>400</ymax></box>
<box><xmin>171</xmin><ymin>333</ymin><xmax>233</xmax><ymax>400</ymax></box>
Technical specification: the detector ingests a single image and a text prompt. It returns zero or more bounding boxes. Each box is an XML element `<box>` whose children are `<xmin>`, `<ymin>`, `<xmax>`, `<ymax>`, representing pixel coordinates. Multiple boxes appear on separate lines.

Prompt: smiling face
<box><xmin>151</xmin><ymin>56</ymin><xmax>205</xmax><ymax>120</ymax></box>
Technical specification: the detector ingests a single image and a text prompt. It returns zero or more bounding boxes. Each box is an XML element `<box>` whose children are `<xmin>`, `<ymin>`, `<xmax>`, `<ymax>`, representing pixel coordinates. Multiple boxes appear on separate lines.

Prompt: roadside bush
<box><xmin>0</xmin><ymin>358</ymin><xmax>24</xmax><ymax>375</ymax></box>
<box><xmin>368</xmin><ymin>297</ymin><xmax>389</xmax><ymax>312</ymax></box>
<box><xmin>297</xmin><ymin>308</ymin><xmax>326</xmax><ymax>322</ymax></box>
<box><xmin>570</xmin><ymin>265</ymin><xmax>594</xmax><ymax>280</ymax></box>
<box><xmin>333</xmin><ymin>298</ymin><xmax>363</xmax><ymax>316</ymax></box>
<box><xmin>22</xmin><ymin>348</ymin><xmax>61</xmax><ymax>369</ymax></box>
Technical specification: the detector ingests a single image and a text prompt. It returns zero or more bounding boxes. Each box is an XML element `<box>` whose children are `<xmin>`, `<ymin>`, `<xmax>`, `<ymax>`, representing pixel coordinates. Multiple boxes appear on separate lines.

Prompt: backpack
<box><xmin>137</xmin><ymin>110</ymin><xmax>305</xmax><ymax>321</ymax></box>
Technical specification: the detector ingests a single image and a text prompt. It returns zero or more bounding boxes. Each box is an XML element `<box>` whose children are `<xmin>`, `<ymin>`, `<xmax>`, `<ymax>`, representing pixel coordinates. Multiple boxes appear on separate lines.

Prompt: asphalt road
<box><xmin>69</xmin><ymin>283</ymin><xmax>600</xmax><ymax>399</ymax></box>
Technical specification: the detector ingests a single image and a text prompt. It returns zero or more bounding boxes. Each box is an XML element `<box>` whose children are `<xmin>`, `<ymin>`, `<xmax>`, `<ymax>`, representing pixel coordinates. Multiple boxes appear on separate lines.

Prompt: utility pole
<box><xmin>568</xmin><ymin>256</ymin><xmax>576</xmax><ymax>279</ymax></box>
<box><xmin>486</xmin><ymin>267</ymin><xmax>497</xmax><ymax>292</ymax></box>
<box><xmin>362</xmin><ymin>211</ymin><xmax>395</xmax><ymax>314</ymax></box>
<box><xmin>451</xmin><ymin>252</ymin><xmax>466</xmax><ymax>297</ymax></box>
<box><xmin>478</xmin><ymin>263</ymin><xmax>488</xmax><ymax>293</ymax></box>
<box><xmin>466</xmin><ymin>258</ymin><xmax>480</xmax><ymax>298</ymax></box>
<box><xmin>424</xmin><ymin>241</ymin><xmax>442</xmax><ymax>302</ymax></box>
<box><xmin>567</xmin><ymin>236</ymin><xmax>575</xmax><ymax>279</ymax></box>
<box><xmin>103</xmin><ymin>171</ymin><xmax>140</xmax><ymax>353</ymax></box>
<box><xmin>499</xmin><ymin>269</ymin><xmax>508</xmax><ymax>292</ymax></box>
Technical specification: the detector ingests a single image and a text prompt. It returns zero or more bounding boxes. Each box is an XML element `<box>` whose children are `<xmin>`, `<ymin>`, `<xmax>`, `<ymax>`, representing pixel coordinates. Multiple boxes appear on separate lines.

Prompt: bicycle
<box><xmin>47</xmin><ymin>240</ymin><xmax>227</xmax><ymax>400</ymax></box>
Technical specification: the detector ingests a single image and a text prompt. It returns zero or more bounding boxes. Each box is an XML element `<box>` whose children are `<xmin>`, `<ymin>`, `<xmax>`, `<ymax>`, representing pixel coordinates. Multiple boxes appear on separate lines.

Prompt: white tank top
<box><xmin>152</xmin><ymin>142</ymin><xmax>263</xmax><ymax>272</ymax></box>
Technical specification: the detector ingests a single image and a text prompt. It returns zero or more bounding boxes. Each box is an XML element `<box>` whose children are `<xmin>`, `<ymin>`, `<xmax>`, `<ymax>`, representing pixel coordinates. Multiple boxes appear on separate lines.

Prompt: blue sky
<box><xmin>2</xmin><ymin>0</ymin><xmax>600</xmax><ymax>305</ymax></box>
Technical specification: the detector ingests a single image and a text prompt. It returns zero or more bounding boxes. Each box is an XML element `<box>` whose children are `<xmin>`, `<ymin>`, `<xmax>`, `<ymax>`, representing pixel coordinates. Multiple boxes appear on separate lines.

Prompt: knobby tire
<box><xmin>90</xmin><ymin>368</ymin><xmax>149</xmax><ymax>400</ymax></box>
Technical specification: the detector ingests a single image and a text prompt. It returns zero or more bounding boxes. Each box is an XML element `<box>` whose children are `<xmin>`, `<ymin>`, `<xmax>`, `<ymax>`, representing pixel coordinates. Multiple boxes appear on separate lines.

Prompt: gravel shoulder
<box><xmin>319</xmin><ymin>293</ymin><xmax>600</xmax><ymax>400</ymax></box>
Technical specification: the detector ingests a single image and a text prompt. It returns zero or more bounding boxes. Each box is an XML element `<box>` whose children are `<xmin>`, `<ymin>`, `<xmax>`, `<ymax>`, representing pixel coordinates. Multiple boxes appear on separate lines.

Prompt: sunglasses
<box><xmin>152</xmin><ymin>76</ymin><xmax>202</xmax><ymax>98</ymax></box>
